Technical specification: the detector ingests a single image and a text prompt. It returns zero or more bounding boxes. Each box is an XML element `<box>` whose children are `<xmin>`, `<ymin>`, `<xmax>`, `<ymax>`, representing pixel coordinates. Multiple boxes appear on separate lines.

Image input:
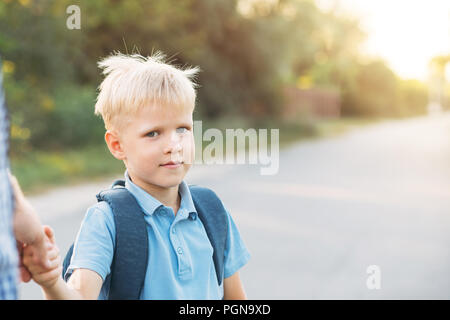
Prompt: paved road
<box><xmin>19</xmin><ymin>112</ymin><xmax>450</xmax><ymax>299</ymax></box>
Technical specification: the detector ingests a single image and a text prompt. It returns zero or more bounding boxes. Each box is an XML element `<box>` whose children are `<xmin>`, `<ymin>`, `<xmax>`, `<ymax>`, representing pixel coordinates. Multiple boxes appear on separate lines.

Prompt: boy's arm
<box><xmin>42</xmin><ymin>269</ymin><xmax>103</xmax><ymax>300</ymax></box>
<box><xmin>23</xmin><ymin>226</ymin><xmax>104</xmax><ymax>300</ymax></box>
<box><xmin>44</xmin><ymin>203</ymin><xmax>114</xmax><ymax>299</ymax></box>
<box><xmin>221</xmin><ymin>208</ymin><xmax>251</xmax><ymax>300</ymax></box>
<box><xmin>223</xmin><ymin>271</ymin><xmax>247</xmax><ymax>300</ymax></box>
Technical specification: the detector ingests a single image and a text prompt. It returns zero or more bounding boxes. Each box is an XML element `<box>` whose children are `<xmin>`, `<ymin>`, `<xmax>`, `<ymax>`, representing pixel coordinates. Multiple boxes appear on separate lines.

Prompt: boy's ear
<box><xmin>105</xmin><ymin>130</ymin><xmax>126</xmax><ymax>160</ymax></box>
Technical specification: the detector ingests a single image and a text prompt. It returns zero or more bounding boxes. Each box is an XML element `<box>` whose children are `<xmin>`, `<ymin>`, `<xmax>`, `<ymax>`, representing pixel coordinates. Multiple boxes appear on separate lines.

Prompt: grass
<box><xmin>11</xmin><ymin>115</ymin><xmax>383</xmax><ymax>194</ymax></box>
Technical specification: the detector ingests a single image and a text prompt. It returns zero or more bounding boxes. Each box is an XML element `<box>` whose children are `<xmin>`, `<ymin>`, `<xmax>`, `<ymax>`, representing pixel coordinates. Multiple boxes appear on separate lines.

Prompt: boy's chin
<box><xmin>130</xmin><ymin>172</ymin><xmax>185</xmax><ymax>190</ymax></box>
<box><xmin>153</xmin><ymin>175</ymin><xmax>185</xmax><ymax>189</ymax></box>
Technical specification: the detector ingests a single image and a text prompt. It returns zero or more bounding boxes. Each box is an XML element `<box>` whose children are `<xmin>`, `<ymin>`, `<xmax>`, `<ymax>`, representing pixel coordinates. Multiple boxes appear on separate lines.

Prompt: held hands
<box><xmin>22</xmin><ymin>226</ymin><xmax>62</xmax><ymax>289</ymax></box>
<box><xmin>8</xmin><ymin>171</ymin><xmax>52</xmax><ymax>282</ymax></box>
<box><xmin>8</xmin><ymin>171</ymin><xmax>62</xmax><ymax>288</ymax></box>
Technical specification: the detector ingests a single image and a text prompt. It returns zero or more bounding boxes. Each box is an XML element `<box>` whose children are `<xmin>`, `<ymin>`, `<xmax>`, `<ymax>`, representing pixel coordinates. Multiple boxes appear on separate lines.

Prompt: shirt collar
<box><xmin>124</xmin><ymin>170</ymin><xmax>197</xmax><ymax>219</ymax></box>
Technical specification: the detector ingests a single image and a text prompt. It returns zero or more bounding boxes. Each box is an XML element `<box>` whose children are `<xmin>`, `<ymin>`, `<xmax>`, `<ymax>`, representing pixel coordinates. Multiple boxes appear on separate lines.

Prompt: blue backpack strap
<box><xmin>62</xmin><ymin>244</ymin><xmax>74</xmax><ymax>280</ymax></box>
<box><xmin>96</xmin><ymin>180</ymin><xmax>149</xmax><ymax>300</ymax></box>
<box><xmin>189</xmin><ymin>185</ymin><xmax>228</xmax><ymax>286</ymax></box>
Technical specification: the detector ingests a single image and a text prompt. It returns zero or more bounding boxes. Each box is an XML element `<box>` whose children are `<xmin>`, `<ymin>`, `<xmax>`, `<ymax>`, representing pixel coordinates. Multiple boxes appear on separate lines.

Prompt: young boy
<box><xmin>22</xmin><ymin>52</ymin><xmax>250</xmax><ymax>300</ymax></box>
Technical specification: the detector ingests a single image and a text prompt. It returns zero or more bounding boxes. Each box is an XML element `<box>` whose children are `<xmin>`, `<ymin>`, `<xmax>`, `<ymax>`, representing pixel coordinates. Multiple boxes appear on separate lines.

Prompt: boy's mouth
<box><xmin>160</xmin><ymin>161</ymin><xmax>183</xmax><ymax>168</ymax></box>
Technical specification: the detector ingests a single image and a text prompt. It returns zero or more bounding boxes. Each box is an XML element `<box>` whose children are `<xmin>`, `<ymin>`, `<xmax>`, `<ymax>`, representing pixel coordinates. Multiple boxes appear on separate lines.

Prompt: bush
<box><xmin>42</xmin><ymin>85</ymin><xmax>105</xmax><ymax>149</ymax></box>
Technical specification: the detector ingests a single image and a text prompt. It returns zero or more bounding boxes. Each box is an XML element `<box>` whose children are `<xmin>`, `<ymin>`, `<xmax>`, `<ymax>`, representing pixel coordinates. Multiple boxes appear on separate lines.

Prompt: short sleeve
<box><xmin>65</xmin><ymin>202</ymin><xmax>116</xmax><ymax>282</ymax></box>
<box><xmin>223</xmin><ymin>210</ymin><xmax>251</xmax><ymax>279</ymax></box>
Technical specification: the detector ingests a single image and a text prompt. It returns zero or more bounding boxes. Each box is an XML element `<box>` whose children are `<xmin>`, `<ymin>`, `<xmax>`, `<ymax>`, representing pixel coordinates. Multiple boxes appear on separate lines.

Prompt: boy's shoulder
<box><xmin>86</xmin><ymin>200</ymin><xmax>114</xmax><ymax>216</ymax></box>
<box><xmin>82</xmin><ymin>201</ymin><xmax>116</xmax><ymax>232</ymax></box>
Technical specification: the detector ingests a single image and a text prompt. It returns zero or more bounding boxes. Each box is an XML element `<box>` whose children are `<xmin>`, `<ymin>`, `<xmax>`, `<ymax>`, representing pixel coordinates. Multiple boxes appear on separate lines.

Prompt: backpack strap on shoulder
<box><xmin>111</xmin><ymin>179</ymin><xmax>125</xmax><ymax>188</ymax></box>
<box><xmin>189</xmin><ymin>185</ymin><xmax>228</xmax><ymax>286</ymax></box>
<box><xmin>62</xmin><ymin>244</ymin><xmax>74</xmax><ymax>280</ymax></box>
<box><xmin>96</xmin><ymin>180</ymin><xmax>149</xmax><ymax>300</ymax></box>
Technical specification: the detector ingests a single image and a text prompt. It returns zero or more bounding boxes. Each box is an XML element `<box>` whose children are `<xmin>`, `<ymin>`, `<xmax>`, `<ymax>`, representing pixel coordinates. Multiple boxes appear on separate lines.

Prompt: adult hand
<box><xmin>17</xmin><ymin>241</ymin><xmax>32</xmax><ymax>283</ymax></box>
<box><xmin>8</xmin><ymin>171</ymin><xmax>52</xmax><ymax>281</ymax></box>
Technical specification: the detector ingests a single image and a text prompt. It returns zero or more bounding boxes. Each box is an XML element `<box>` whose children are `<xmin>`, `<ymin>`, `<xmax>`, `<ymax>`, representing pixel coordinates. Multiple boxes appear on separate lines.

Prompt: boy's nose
<box><xmin>163</xmin><ymin>133</ymin><xmax>183</xmax><ymax>154</ymax></box>
<box><xmin>164</xmin><ymin>142</ymin><xmax>182</xmax><ymax>154</ymax></box>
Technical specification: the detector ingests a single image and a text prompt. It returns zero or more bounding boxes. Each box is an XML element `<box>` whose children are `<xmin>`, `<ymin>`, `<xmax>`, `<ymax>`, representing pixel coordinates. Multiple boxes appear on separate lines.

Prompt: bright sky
<box><xmin>316</xmin><ymin>0</ymin><xmax>450</xmax><ymax>81</ymax></box>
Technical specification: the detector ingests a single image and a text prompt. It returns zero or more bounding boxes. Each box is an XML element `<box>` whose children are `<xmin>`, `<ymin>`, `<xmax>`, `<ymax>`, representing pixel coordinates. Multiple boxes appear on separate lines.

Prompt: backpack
<box><xmin>62</xmin><ymin>179</ymin><xmax>228</xmax><ymax>300</ymax></box>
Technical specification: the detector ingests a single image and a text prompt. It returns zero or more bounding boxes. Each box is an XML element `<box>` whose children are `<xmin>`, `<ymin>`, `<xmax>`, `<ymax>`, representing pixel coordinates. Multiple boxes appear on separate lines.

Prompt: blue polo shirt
<box><xmin>65</xmin><ymin>171</ymin><xmax>250</xmax><ymax>299</ymax></box>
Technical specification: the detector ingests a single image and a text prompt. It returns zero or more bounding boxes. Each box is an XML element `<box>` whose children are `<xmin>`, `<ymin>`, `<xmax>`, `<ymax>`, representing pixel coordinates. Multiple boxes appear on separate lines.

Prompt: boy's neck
<box><xmin>128</xmin><ymin>173</ymin><xmax>181</xmax><ymax>215</ymax></box>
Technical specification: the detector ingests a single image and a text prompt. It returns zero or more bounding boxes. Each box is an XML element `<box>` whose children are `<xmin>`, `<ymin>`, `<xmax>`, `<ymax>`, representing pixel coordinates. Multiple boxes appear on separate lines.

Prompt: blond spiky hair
<box><xmin>94</xmin><ymin>51</ymin><xmax>200</xmax><ymax>129</ymax></box>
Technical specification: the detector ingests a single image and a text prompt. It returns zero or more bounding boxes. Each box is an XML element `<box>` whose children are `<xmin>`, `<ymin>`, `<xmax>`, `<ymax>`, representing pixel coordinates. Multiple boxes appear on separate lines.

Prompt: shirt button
<box><xmin>177</xmin><ymin>247</ymin><xmax>183</xmax><ymax>255</ymax></box>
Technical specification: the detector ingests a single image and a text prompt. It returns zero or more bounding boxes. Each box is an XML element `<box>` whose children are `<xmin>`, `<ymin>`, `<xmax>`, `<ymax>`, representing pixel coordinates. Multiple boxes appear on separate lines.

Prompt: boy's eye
<box><xmin>146</xmin><ymin>131</ymin><xmax>159</xmax><ymax>138</ymax></box>
<box><xmin>176</xmin><ymin>127</ymin><xmax>189</xmax><ymax>134</ymax></box>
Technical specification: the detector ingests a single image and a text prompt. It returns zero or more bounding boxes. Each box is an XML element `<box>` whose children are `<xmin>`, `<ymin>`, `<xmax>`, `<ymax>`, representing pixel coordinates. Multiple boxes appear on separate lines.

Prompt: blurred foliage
<box><xmin>396</xmin><ymin>79</ymin><xmax>429</xmax><ymax>116</ymax></box>
<box><xmin>0</xmin><ymin>0</ymin><xmax>432</xmax><ymax>157</ymax></box>
<box><xmin>10</xmin><ymin>144</ymin><xmax>124</xmax><ymax>193</ymax></box>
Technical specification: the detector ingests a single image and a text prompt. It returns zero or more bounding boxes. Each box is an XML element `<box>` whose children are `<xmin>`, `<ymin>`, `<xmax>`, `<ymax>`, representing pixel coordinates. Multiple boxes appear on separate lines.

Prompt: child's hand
<box><xmin>23</xmin><ymin>226</ymin><xmax>62</xmax><ymax>289</ymax></box>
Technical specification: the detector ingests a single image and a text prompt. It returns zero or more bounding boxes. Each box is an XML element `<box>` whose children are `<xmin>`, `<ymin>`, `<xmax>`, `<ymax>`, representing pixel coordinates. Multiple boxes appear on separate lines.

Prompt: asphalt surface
<box><xmin>19</xmin><ymin>112</ymin><xmax>450</xmax><ymax>299</ymax></box>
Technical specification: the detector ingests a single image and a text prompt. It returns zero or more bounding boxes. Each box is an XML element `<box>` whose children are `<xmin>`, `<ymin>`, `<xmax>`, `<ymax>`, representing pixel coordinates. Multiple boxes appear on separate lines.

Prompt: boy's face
<box><xmin>111</xmin><ymin>103</ymin><xmax>195</xmax><ymax>191</ymax></box>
